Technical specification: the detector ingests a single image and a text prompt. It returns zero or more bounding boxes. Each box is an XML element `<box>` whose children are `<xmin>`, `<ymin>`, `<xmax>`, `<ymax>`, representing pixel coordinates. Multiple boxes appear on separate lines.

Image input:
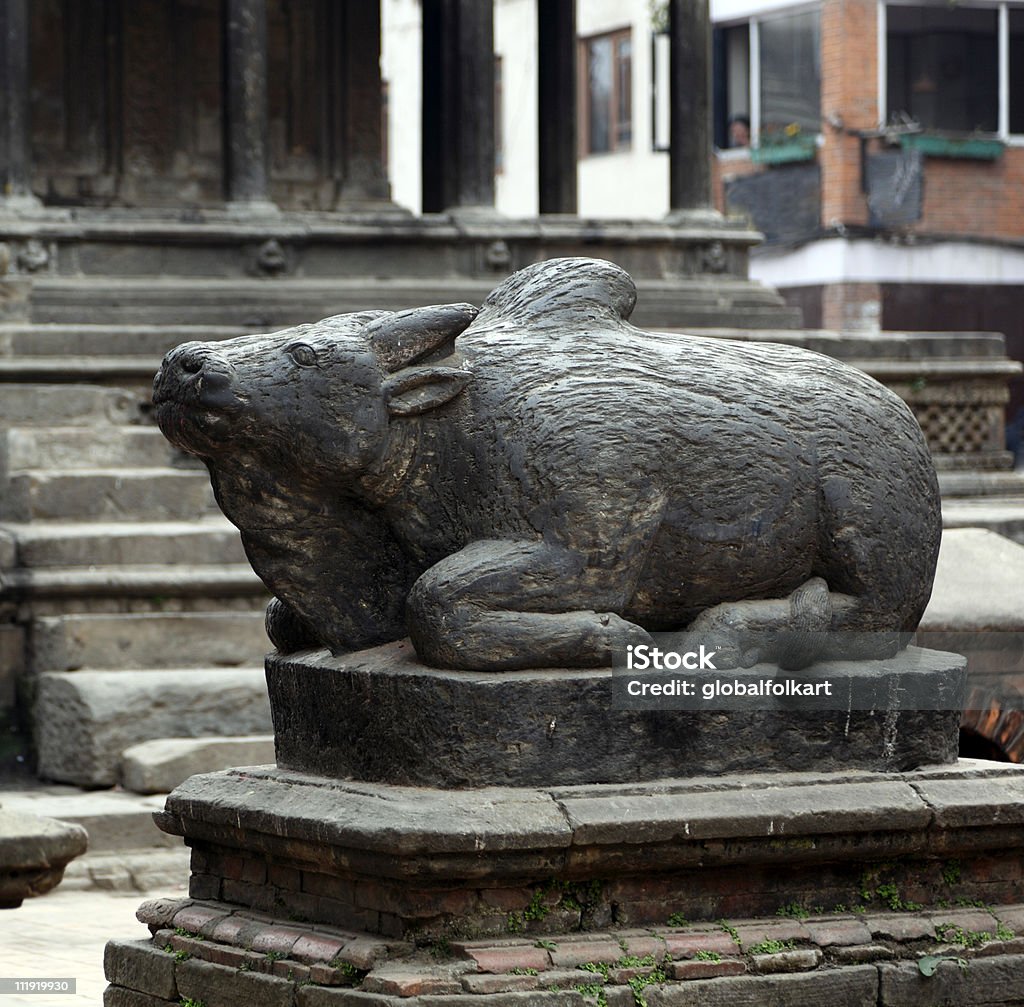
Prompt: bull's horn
<box><xmin>364</xmin><ymin>304</ymin><xmax>478</xmax><ymax>372</ymax></box>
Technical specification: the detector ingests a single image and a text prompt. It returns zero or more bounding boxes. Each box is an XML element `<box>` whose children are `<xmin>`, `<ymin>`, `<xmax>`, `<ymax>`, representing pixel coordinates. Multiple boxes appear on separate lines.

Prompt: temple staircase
<box><xmin>0</xmin><ymin>318</ymin><xmax>272</xmax><ymax>789</ymax></box>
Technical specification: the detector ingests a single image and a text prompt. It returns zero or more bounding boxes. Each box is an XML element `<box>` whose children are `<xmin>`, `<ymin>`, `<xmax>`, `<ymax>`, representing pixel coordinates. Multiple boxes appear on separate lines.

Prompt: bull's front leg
<box><xmin>406</xmin><ymin>539</ymin><xmax>653</xmax><ymax>671</ymax></box>
<box><xmin>265</xmin><ymin>597</ymin><xmax>321</xmax><ymax>654</ymax></box>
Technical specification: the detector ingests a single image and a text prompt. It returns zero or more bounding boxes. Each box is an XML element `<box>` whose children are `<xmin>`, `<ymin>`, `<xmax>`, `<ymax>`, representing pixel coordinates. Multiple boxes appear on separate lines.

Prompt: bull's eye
<box><xmin>287</xmin><ymin>343</ymin><xmax>318</xmax><ymax>368</ymax></box>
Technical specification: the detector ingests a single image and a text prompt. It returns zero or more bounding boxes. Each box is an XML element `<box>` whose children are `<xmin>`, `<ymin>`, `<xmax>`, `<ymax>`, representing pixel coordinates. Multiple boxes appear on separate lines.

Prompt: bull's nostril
<box><xmin>182</xmin><ymin>355</ymin><xmax>204</xmax><ymax>374</ymax></box>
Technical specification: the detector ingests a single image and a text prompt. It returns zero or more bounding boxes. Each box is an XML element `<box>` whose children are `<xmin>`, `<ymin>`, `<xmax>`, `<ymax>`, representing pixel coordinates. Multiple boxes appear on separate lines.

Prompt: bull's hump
<box><xmin>473</xmin><ymin>257</ymin><xmax>637</xmax><ymax>329</ymax></box>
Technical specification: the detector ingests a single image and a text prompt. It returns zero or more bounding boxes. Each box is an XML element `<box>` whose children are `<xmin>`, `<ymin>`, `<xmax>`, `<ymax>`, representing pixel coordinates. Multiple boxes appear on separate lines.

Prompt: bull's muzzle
<box><xmin>153</xmin><ymin>342</ymin><xmax>235</xmax><ymax>409</ymax></box>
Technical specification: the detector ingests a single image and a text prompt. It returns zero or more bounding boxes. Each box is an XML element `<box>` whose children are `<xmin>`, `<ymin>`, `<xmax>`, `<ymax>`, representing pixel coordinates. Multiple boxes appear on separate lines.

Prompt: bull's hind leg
<box><xmin>406</xmin><ymin>539</ymin><xmax>653</xmax><ymax>671</ymax></box>
<box><xmin>679</xmin><ymin>577</ymin><xmax>900</xmax><ymax>670</ymax></box>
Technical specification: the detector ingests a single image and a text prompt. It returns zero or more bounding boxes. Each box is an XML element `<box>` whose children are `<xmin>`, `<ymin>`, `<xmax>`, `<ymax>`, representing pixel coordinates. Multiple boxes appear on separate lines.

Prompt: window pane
<box><xmin>588</xmin><ymin>36</ymin><xmax>612</xmax><ymax>153</ymax></box>
<box><xmin>1011</xmin><ymin>9</ymin><xmax>1024</xmax><ymax>134</ymax></box>
<box><xmin>713</xmin><ymin>24</ymin><xmax>751</xmax><ymax>148</ymax></box>
<box><xmin>759</xmin><ymin>10</ymin><xmax>820</xmax><ymax>135</ymax></box>
<box><xmin>886</xmin><ymin>5</ymin><xmax>997</xmax><ymax>133</ymax></box>
<box><xmin>616</xmin><ymin>35</ymin><xmax>632</xmax><ymax>145</ymax></box>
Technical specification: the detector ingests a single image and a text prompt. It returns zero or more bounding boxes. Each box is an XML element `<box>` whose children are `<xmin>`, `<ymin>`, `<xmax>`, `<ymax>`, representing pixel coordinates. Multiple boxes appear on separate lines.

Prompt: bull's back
<box><xmin>460</xmin><ymin>326</ymin><xmax>939</xmax><ymax>626</ymax></box>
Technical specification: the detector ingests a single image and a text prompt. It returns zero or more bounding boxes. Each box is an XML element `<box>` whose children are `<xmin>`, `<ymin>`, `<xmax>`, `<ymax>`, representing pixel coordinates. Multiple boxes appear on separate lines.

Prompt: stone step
<box><xmin>0</xmin><ymin>788</ymin><xmax>177</xmax><ymax>853</ymax></box>
<box><xmin>3</xmin><ymin>517</ymin><xmax>249</xmax><ymax>568</ymax></box>
<box><xmin>61</xmin><ymin>848</ymin><xmax>191</xmax><ymax>892</ymax></box>
<box><xmin>2</xmin><ymin>563</ymin><xmax>264</xmax><ymax>603</ymax></box>
<box><xmin>0</xmin><ymin>322</ymin><xmax>251</xmax><ymax>357</ymax></box>
<box><xmin>942</xmin><ymin>499</ymin><xmax>1024</xmax><ymax>546</ymax></box>
<box><xmin>31</xmin><ymin>611</ymin><xmax>270</xmax><ymax>671</ymax></box>
<box><xmin>0</xmin><ymin>383</ymin><xmax>147</xmax><ymax>425</ymax></box>
<box><xmin>29</xmin><ymin>276</ymin><xmax>801</xmax><ymax>329</ymax></box>
<box><xmin>120</xmin><ymin>735</ymin><xmax>275</xmax><ymax>795</ymax></box>
<box><xmin>30</xmin><ymin>277</ymin><xmax>489</xmax><ymax>326</ymax></box>
<box><xmin>1</xmin><ymin>468</ymin><xmax>215</xmax><ymax>522</ymax></box>
<box><xmin>0</xmin><ymin>425</ymin><xmax>194</xmax><ymax>472</ymax></box>
<box><xmin>34</xmin><ymin>667</ymin><xmax>273</xmax><ymax>786</ymax></box>
<box><xmin>937</xmin><ymin>470</ymin><xmax>1024</xmax><ymax>499</ymax></box>
<box><xmin>0</xmin><ymin>355</ymin><xmax>162</xmax><ymax>382</ymax></box>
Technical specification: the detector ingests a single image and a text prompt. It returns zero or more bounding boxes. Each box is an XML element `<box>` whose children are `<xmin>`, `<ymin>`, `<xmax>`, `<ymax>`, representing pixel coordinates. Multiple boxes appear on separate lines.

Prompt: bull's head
<box><xmin>152</xmin><ymin>304</ymin><xmax>477</xmax><ymax>488</ymax></box>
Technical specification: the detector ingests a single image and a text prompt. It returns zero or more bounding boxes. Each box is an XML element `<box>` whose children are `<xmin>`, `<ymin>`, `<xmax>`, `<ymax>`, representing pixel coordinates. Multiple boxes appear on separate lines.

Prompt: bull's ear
<box><xmin>383</xmin><ymin>365</ymin><xmax>470</xmax><ymax>417</ymax></box>
<box><xmin>364</xmin><ymin>304</ymin><xmax>478</xmax><ymax>372</ymax></box>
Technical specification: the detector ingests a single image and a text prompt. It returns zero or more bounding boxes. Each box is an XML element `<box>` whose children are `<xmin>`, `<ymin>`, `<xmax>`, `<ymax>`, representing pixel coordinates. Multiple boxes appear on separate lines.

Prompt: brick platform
<box><xmin>152</xmin><ymin>761</ymin><xmax>1024</xmax><ymax>940</ymax></box>
<box><xmin>106</xmin><ymin>898</ymin><xmax>1024</xmax><ymax>1005</ymax></box>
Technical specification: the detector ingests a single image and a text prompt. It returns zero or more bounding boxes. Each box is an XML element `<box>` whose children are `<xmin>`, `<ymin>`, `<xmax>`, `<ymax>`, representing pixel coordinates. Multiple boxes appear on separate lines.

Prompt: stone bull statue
<box><xmin>153</xmin><ymin>257</ymin><xmax>940</xmax><ymax>671</ymax></box>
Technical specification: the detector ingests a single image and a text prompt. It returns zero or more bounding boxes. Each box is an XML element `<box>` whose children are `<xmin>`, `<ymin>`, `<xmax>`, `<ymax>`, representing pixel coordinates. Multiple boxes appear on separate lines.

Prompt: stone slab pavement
<box><xmin>0</xmin><ymin>883</ymin><xmax>183</xmax><ymax>1006</ymax></box>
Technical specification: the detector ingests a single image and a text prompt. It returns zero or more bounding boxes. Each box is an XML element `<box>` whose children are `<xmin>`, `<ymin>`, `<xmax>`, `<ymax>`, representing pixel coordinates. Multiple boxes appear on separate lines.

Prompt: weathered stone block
<box><xmin>669</xmin><ymin>958</ymin><xmax>746</xmax><ymax>980</ymax></box>
<box><xmin>297</xmin><ymin>987</ymin><xmax>403</xmax><ymax>1007</ymax></box>
<box><xmin>103</xmin><ymin>987</ymin><xmax>177</xmax><ymax>1007</ymax></box>
<box><xmin>268</xmin><ymin>645</ymin><xmax>964</xmax><ymax>787</ymax></box>
<box><xmin>462</xmin><ymin>973</ymin><xmax>541</xmax><ymax>994</ymax></box>
<box><xmin>0</xmin><ymin>809</ymin><xmax>87</xmax><ymax>907</ymax></box>
<box><xmin>645</xmin><ymin>966</ymin><xmax>879</xmax><ymax>1006</ymax></box>
<box><xmin>120</xmin><ymin>735</ymin><xmax>275</xmax><ymax>795</ymax></box>
<box><xmin>34</xmin><ymin>668</ymin><xmax>271</xmax><ymax>787</ymax></box>
<box><xmin>878</xmin><ymin>955</ymin><xmax>1024</xmax><ymax>1005</ymax></box>
<box><xmin>175</xmin><ymin>957</ymin><xmax>295</xmax><ymax>1007</ymax></box>
<box><xmin>102</xmin><ymin>940</ymin><xmax>177</xmax><ymax>1001</ymax></box>
<box><xmin>750</xmin><ymin>948</ymin><xmax>822</xmax><ymax>974</ymax></box>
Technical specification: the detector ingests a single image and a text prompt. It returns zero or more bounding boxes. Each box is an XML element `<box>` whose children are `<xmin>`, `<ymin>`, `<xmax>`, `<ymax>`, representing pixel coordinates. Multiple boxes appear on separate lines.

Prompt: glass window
<box><xmin>886</xmin><ymin>5</ymin><xmax>997</xmax><ymax>133</ymax></box>
<box><xmin>616</xmin><ymin>34</ymin><xmax>633</xmax><ymax>147</ymax></box>
<box><xmin>759</xmin><ymin>10</ymin><xmax>821</xmax><ymax>136</ymax></box>
<box><xmin>494</xmin><ymin>55</ymin><xmax>504</xmax><ymax>173</ymax></box>
<box><xmin>1010</xmin><ymin>9</ymin><xmax>1024</xmax><ymax>134</ymax></box>
<box><xmin>581</xmin><ymin>29</ymin><xmax>632</xmax><ymax>155</ymax></box>
<box><xmin>713</xmin><ymin>24</ymin><xmax>751</xmax><ymax>148</ymax></box>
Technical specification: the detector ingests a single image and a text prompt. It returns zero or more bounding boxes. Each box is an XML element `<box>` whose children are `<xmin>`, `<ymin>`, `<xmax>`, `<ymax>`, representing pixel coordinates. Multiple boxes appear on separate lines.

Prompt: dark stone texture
<box><xmin>537</xmin><ymin>1</ymin><xmax>577</xmax><ymax>215</ymax></box>
<box><xmin>646</xmin><ymin>967</ymin><xmax>879</xmax><ymax>1006</ymax></box>
<box><xmin>421</xmin><ymin>0</ymin><xmax>495</xmax><ymax>212</ymax></box>
<box><xmin>669</xmin><ymin>0</ymin><xmax>712</xmax><ymax>210</ymax></box>
<box><xmin>103</xmin><ymin>988</ymin><xmax>176</xmax><ymax>1007</ymax></box>
<box><xmin>0</xmin><ymin>0</ymin><xmax>35</xmax><ymax>202</ymax></box>
<box><xmin>223</xmin><ymin>0</ymin><xmax>270</xmax><ymax>206</ymax></box>
<box><xmin>103</xmin><ymin>940</ymin><xmax>178</xmax><ymax>1002</ymax></box>
<box><xmin>878</xmin><ymin>955</ymin><xmax>1024</xmax><ymax>1005</ymax></box>
<box><xmin>0</xmin><ymin>808</ymin><xmax>88</xmax><ymax>908</ymax></box>
<box><xmin>154</xmin><ymin>257</ymin><xmax>941</xmax><ymax>673</ymax></box>
<box><xmin>176</xmin><ymin>956</ymin><xmax>295</xmax><ymax>1007</ymax></box>
<box><xmin>332</xmin><ymin>1</ymin><xmax>390</xmax><ymax>204</ymax></box>
<box><xmin>267</xmin><ymin>645</ymin><xmax>964</xmax><ymax>786</ymax></box>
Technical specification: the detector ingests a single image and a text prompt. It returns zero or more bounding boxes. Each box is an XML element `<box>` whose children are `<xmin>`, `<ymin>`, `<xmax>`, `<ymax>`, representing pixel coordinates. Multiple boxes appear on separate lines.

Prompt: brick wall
<box><xmin>714</xmin><ymin>0</ymin><xmax>1024</xmax><ymax>242</ymax></box>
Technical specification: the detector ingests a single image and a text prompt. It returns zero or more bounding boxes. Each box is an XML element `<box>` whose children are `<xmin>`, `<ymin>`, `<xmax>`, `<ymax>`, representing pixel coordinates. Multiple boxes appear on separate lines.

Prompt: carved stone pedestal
<box><xmin>153</xmin><ymin>758</ymin><xmax>1024</xmax><ymax>941</ymax></box>
<box><xmin>102</xmin><ymin>648</ymin><xmax>1024</xmax><ymax>1005</ymax></box>
<box><xmin>104</xmin><ymin>760</ymin><xmax>1024</xmax><ymax>1006</ymax></box>
<box><xmin>266</xmin><ymin>643</ymin><xmax>966</xmax><ymax>786</ymax></box>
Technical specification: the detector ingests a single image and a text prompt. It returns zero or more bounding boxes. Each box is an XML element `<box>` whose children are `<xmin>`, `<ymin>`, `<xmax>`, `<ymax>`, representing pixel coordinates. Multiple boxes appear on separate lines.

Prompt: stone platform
<box><xmin>153</xmin><ymin>761</ymin><xmax>1024</xmax><ymax>941</ymax></box>
<box><xmin>103</xmin><ymin>759</ymin><xmax>1024</xmax><ymax>1005</ymax></box>
<box><xmin>267</xmin><ymin>644</ymin><xmax>966</xmax><ymax>786</ymax></box>
<box><xmin>107</xmin><ymin>897</ymin><xmax>1024</xmax><ymax>1006</ymax></box>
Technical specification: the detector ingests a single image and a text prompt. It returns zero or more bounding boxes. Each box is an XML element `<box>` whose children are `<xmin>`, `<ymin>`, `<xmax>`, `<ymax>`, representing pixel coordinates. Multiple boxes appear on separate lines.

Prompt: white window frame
<box><xmin>714</xmin><ymin>1</ymin><xmax>821</xmax><ymax>148</ymax></box>
<box><xmin>878</xmin><ymin>0</ymin><xmax>1024</xmax><ymax>143</ymax></box>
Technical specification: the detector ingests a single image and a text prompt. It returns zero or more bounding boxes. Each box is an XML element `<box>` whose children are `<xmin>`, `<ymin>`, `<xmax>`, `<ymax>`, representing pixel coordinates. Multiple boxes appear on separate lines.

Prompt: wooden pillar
<box><xmin>223</xmin><ymin>0</ymin><xmax>275</xmax><ymax>210</ymax></box>
<box><xmin>668</xmin><ymin>0</ymin><xmax>712</xmax><ymax>211</ymax></box>
<box><xmin>333</xmin><ymin>0</ymin><xmax>390</xmax><ymax>204</ymax></box>
<box><xmin>0</xmin><ymin>0</ymin><xmax>40</xmax><ymax>208</ymax></box>
<box><xmin>537</xmin><ymin>0</ymin><xmax>576</xmax><ymax>215</ymax></box>
<box><xmin>421</xmin><ymin>0</ymin><xmax>495</xmax><ymax>214</ymax></box>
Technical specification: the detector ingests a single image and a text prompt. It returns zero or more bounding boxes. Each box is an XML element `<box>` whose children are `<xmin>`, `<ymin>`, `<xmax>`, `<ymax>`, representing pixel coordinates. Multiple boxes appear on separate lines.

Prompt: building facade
<box><xmin>384</xmin><ymin>0</ymin><xmax>1023</xmax><ymax>418</ymax></box>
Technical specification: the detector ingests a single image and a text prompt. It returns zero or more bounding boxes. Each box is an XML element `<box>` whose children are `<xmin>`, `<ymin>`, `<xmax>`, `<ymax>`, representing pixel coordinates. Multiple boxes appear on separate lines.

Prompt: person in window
<box><xmin>728</xmin><ymin>114</ymin><xmax>751</xmax><ymax>148</ymax></box>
